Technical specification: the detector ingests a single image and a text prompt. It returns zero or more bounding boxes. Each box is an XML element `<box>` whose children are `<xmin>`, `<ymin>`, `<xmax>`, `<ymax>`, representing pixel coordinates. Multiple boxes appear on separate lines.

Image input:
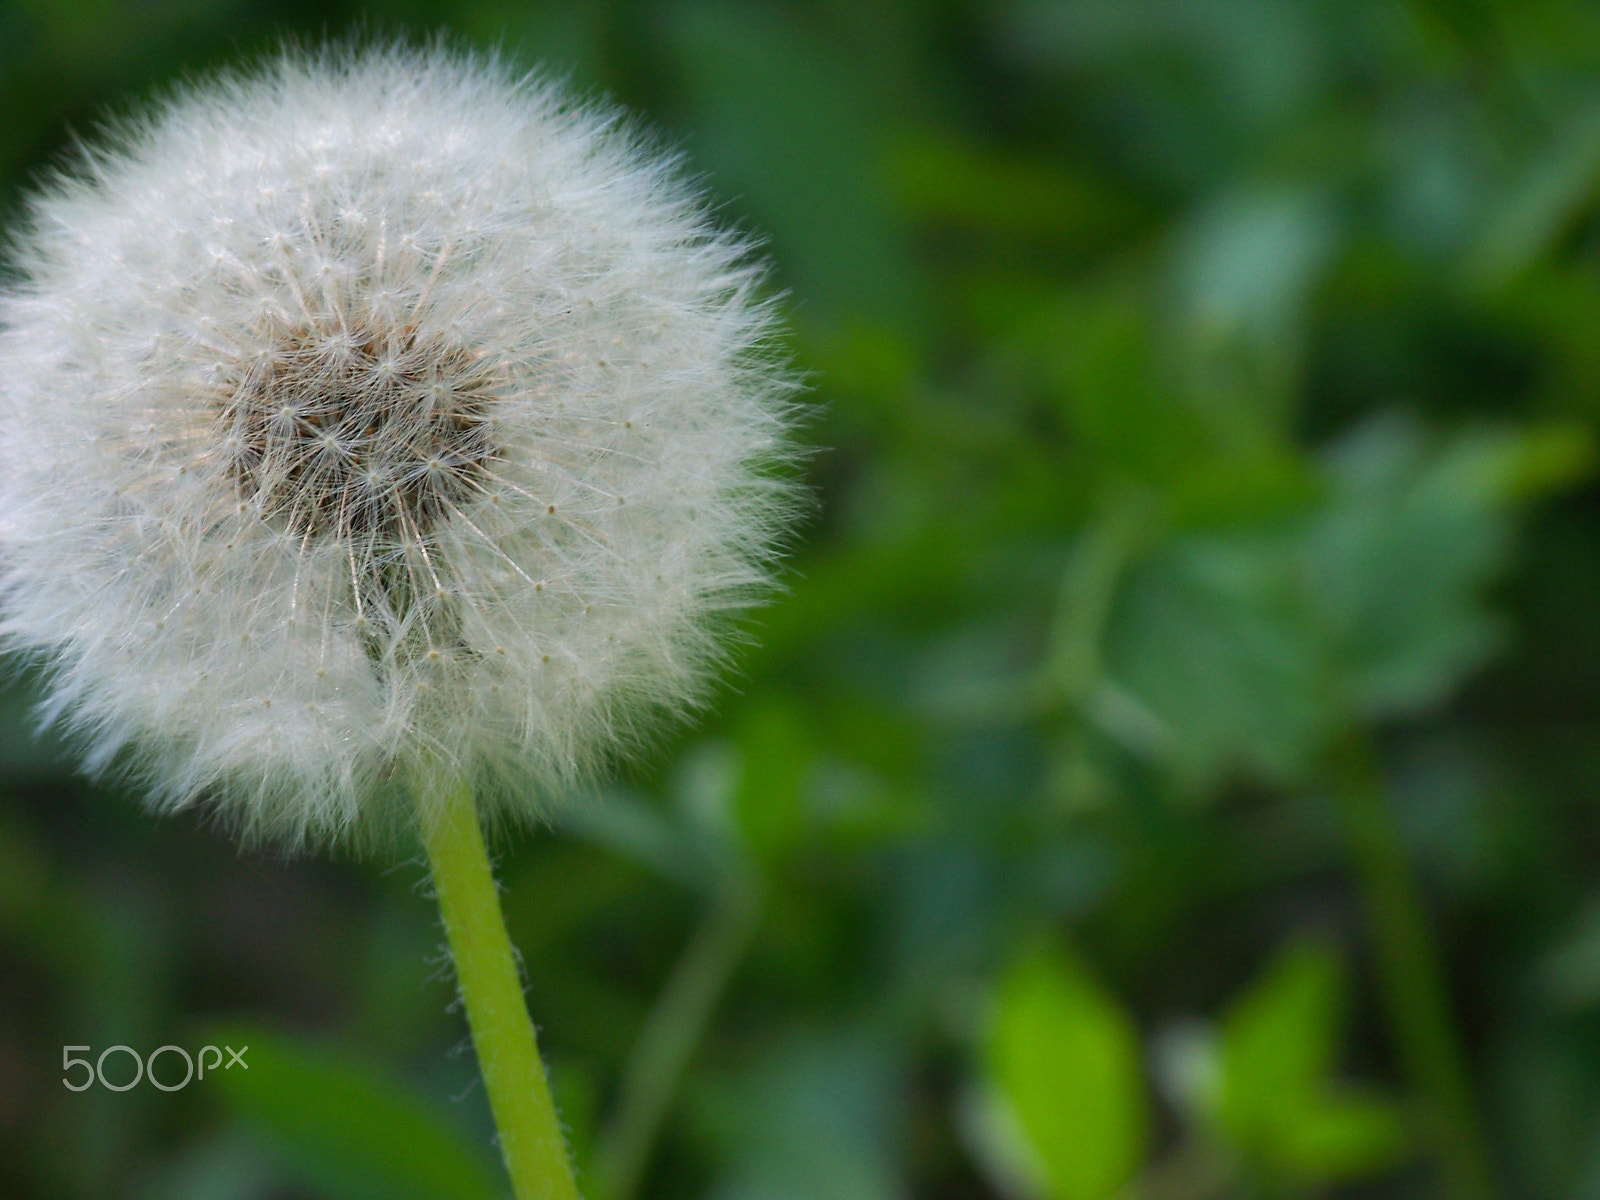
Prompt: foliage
<box><xmin>4</xmin><ymin>2</ymin><xmax>1600</xmax><ymax>1199</ymax></box>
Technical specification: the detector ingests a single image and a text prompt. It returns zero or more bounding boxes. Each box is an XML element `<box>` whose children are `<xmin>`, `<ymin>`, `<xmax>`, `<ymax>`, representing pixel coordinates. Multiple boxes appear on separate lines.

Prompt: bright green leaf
<box><xmin>1214</xmin><ymin>943</ymin><xmax>1407</xmax><ymax>1185</ymax></box>
<box><xmin>1274</xmin><ymin>1094</ymin><xmax>1409</xmax><ymax>1180</ymax></box>
<box><xmin>986</xmin><ymin>940</ymin><xmax>1148</xmax><ymax>1200</ymax></box>
<box><xmin>1217</xmin><ymin>942</ymin><xmax>1343</xmax><ymax>1129</ymax></box>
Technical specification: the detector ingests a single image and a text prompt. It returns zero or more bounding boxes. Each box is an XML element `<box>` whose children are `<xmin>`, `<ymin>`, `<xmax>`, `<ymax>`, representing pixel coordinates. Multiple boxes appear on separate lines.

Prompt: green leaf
<box><xmin>733</xmin><ymin>697</ymin><xmax>811</xmax><ymax>861</ymax></box>
<box><xmin>1217</xmin><ymin>942</ymin><xmax>1343</xmax><ymax>1126</ymax></box>
<box><xmin>1105</xmin><ymin>412</ymin><xmax>1590</xmax><ymax>793</ymax></box>
<box><xmin>200</xmin><ymin>1025</ymin><xmax>502</xmax><ymax>1200</ymax></box>
<box><xmin>1274</xmin><ymin>1096</ymin><xmax>1409</xmax><ymax>1181</ymax></box>
<box><xmin>1104</xmin><ymin>533</ymin><xmax>1326</xmax><ymax>788</ymax></box>
<box><xmin>886</xmin><ymin>133</ymin><xmax>1144</xmax><ymax>245</ymax></box>
<box><xmin>1166</xmin><ymin>438</ymin><xmax>1320</xmax><ymax>530</ymax></box>
<box><xmin>1042</xmin><ymin>287</ymin><xmax>1206</xmax><ymax>483</ymax></box>
<box><xmin>1469</xmin><ymin>99</ymin><xmax>1600</xmax><ymax>289</ymax></box>
<box><xmin>696</xmin><ymin>1031</ymin><xmax>902</xmax><ymax>1200</ymax></box>
<box><xmin>1213</xmin><ymin>943</ymin><xmax>1407</xmax><ymax>1184</ymax></box>
<box><xmin>662</xmin><ymin>2</ymin><xmax>916</xmax><ymax>324</ymax></box>
<box><xmin>1495</xmin><ymin>420</ymin><xmax>1596</xmax><ymax>501</ymax></box>
<box><xmin>1309</xmin><ymin>415</ymin><xmax>1525</xmax><ymax>718</ymax></box>
<box><xmin>1174</xmin><ymin>186</ymin><xmax>1338</xmax><ymax>382</ymax></box>
<box><xmin>559</xmin><ymin>787</ymin><xmax>714</xmax><ymax>892</ymax></box>
<box><xmin>985</xmin><ymin>940</ymin><xmax>1148</xmax><ymax>1200</ymax></box>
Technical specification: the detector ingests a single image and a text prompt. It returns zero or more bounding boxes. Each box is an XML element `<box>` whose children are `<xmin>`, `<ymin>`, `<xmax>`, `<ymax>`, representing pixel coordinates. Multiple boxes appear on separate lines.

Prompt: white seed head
<box><xmin>0</xmin><ymin>44</ymin><xmax>801</xmax><ymax>849</ymax></box>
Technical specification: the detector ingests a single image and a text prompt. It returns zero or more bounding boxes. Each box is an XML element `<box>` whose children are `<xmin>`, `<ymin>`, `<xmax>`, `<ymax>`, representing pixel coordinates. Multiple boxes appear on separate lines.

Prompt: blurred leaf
<box><xmin>663</xmin><ymin>2</ymin><xmax>916</xmax><ymax>323</ymax></box>
<box><xmin>696</xmin><ymin>1030</ymin><xmax>902</xmax><ymax>1200</ymax></box>
<box><xmin>1213</xmin><ymin>942</ymin><xmax>1406</xmax><ymax>1183</ymax></box>
<box><xmin>1001</xmin><ymin>0</ymin><xmax>1328</xmax><ymax>120</ymax></box>
<box><xmin>1105</xmin><ymin>411</ymin><xmax>1588</xmax><ymax>792</ymax></box>
<box><xmin>1272</xmin><ymin>1096</ymin><xmax>1414</xmax><ymax>1180</ymax></box>
<box><xmin>1469</xmin><ymin>98</ymin><xmax>1600</xmax><ymax>289</ymax></box>
<box><xmin>1166</xmin><ymin>439</ymin><xmax>1320</xmax><ymax>529</ymax></box>
<box><xmin>1217</xmin><ymin>943</ymin><xmax>1342</xmax><ymax>1120</ymax></box>
<box><xmin>1496</xmin><ymin>420</ymin><xmax>1596</xmax><ymax>500</ymax></box>
<box><xmin>1042</xmin><ymin>287</ymin><xmax>1206</xmax><ymax>483</ymax></box>
<box><xmin>559</xmin><ymin>787</ymin><xmax>717</xmax><ymax>892</ymax></box>
<box><xmin>1538</xmin><ymin>897</ymin><xmax>1600</xmax><ymax>1010</ymax></box>
<box><xmin>1310</xmin><ymin>415</ymin><xmax>1527</xmax><ymax>718</ymax></box>
<box><xmin>998</xmin><ymin>0</ymin><xmax>1333</xmax><ymax>190</ymax></box>
<box><xmin>1105</xmin><ymin>533</ymin><xmax>1325</xmax><ymax>788</ymax></box>
<box><xmin>886</xmin><ymin>133</ymin><xmax>1144</xmax><ymax>244</ymax></box>
<box><xmin>201</xmin><ymin>1025</ymin><xmax>502</xmax><ymax>1200</ymax></box>
<box><xmin>1175</xmin><ymin>185</ymin><xmax>1339</xmax><ymax>408</ymax></box>
<box><xmin>1042</xmin><ymin>487</ymin><xmax>1162</xmax><ymax>705</ymax></box>
<box><xmin>957</xmin><ymin>1084</ymin><xmax>1055</xmax><ymax>1200</ymax></box>
<box><xmin>733</xmin><ymin>698</ymin><xmax>811</xmax><ymax>861</ymax></box>
<box><xmin>983</xmin><ymin>939</ymin><xmax>1148</xmax><ymax>1200</ymax></box>
<box><xmin>131</xmin><ymin>1129</ymin><xmax>286</xmax><ymax>1200</ymax></box>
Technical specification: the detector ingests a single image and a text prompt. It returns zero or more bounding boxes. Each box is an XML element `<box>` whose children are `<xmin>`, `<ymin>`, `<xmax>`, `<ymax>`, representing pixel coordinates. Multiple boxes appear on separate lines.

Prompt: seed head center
<box><xmin>217</xmin><ymin>324</ymin><xmax>499</xmax><ymax>539</ymax></box>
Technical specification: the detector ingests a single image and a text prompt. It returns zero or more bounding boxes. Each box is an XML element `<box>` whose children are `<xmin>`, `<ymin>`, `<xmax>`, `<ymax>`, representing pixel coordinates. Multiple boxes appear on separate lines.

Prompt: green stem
<box><xmin>1043</xmin><ymin>482</ymin><xmax>1160</xmax><ymax>706</ymax></box>
<box><xmin>421</xmin><ymin>776</ymin><xmax>583</xmax><ymax>1200</ymax></box>
<box><xmin>591</xmin><ymin>873</ymin><xmax>762</xmax><ymax>1200</ymax></box>
<box><xmin>1329</xmin><ymin>731</ymin><xmax>1496</xmax><ymax>1200</ymax></box>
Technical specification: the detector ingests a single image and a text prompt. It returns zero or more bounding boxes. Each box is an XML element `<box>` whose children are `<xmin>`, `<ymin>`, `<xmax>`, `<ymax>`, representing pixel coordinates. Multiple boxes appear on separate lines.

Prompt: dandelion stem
<box><xmin>422</xmin><ymin>775</ymin><xmax>583</xmax><ymax>1200</ymax></box>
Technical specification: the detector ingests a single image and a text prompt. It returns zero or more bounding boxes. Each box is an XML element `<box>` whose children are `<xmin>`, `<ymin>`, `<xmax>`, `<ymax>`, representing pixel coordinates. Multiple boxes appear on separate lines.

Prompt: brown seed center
<box><xmin>216</xmin><ymin>324</ymin><xmax>500</xmax><ymax>541</ymax></box>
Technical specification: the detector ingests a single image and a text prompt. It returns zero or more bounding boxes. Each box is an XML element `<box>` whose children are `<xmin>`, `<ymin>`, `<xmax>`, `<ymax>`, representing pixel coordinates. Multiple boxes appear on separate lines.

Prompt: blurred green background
<box><xmin>6</xmin><ymin>2</ymin><xmax>1600</xmax><ymax>1198</ymax></box>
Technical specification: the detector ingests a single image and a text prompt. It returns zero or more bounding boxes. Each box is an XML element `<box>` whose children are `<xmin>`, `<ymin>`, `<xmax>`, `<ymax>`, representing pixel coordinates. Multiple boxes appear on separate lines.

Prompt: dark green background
<box><xmin>4</xmin><ymin>2</ymin><xmax>1600</xmax><ymax>1198</ymax></box>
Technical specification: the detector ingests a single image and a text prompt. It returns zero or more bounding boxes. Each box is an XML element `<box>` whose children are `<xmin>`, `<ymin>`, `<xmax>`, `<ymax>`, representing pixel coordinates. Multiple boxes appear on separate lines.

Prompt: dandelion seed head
<box><xmin>0</xmin><ymin>44</ymin><xmax>802</xmax><ymax>849</ymax></box>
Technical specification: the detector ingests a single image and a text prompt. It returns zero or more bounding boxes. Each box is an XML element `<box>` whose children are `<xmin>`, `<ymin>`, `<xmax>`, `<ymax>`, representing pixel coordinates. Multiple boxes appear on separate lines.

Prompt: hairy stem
<box><xmin>421</xmin><ymin>776</ymin><xmax>582</xmax><ymax>1200</ymax></box>
<box><xmin>1329</xmin><ymin>731</ymin><xmax>1496</xmax><ymax>1200</ymax></box>
<box><xmin>591</xmin><ymin>872</ymin><xmax>762</xmax><ymax>1200</ymax></box>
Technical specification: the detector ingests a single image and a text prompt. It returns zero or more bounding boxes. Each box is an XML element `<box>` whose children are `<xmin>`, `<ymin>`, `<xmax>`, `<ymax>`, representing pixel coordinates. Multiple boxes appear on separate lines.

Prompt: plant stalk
<box><xmin>1329</xmin><ymin>730</ymin><xmax>1496</xmax><ymax>1200</ymax></box>
<box><xmin>591</xmin><ymin>872</ymin><xmax>762</xmax><ymax>1200</ymax></box>
<box><xmin>422</xmin><ymin>775</ymin><xmax>583</xmax><ymax>1200</ymax></box>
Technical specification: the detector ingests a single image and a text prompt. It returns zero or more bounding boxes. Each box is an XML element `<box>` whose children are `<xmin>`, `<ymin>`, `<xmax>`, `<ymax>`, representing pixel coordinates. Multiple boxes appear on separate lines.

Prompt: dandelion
<box><xmin>0</xmin><ymin>44</ymin><xmax>797</xmax><ymax>844</ymax></box>
<box><xmin>0</xmin><ymin>43</ymin><xmax>800</xmax><ymax>1199</ymax></box>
